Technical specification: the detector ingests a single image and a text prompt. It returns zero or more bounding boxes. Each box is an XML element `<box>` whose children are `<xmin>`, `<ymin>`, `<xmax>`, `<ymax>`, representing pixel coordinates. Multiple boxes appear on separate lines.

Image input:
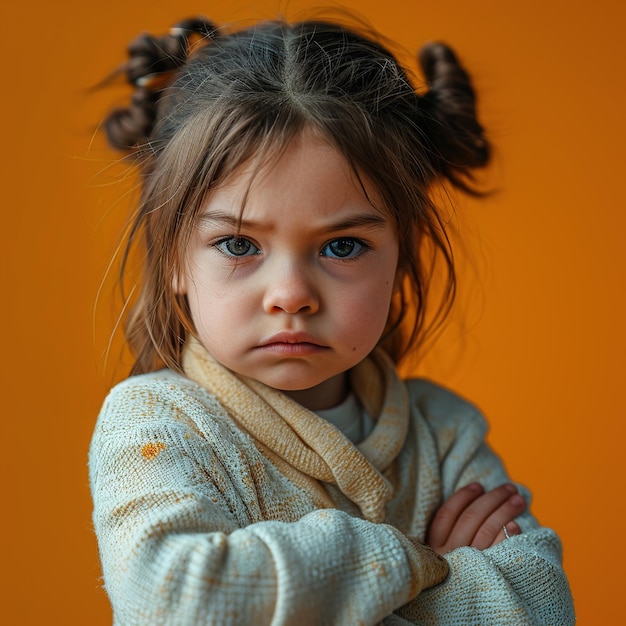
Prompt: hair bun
<box><xmin>103</xmin><ymin>17</ymin><xmax>216</xmax><ymax>153</ymax></box>
<box><xmin>104</xmin><ymin>86</ymin><xmax>158</xmax><ymax>151</ymax></box>
<box><xmin>418</xmin><ymin>42</ymin><xmax>490</xmax><ymax>187</ymax></box>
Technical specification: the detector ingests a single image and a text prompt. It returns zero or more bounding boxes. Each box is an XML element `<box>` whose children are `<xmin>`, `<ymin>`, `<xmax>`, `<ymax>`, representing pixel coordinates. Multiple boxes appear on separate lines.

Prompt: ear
<box><xmin>172</xmin><ymin>269</ymin><xmax>187</xmax><ymax>295</ymax></box>
<box><xmin>393</xmin><ymin>265</ymin><xmax>405</xmax><ymax>294</ymax></box>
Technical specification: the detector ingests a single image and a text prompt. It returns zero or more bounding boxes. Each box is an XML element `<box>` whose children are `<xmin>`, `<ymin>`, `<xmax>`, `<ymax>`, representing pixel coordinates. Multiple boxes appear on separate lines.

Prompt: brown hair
<box><xmin>104</xmin><ymin>16</ymin><xmax>490</xmax><ymax>375</ymax></box>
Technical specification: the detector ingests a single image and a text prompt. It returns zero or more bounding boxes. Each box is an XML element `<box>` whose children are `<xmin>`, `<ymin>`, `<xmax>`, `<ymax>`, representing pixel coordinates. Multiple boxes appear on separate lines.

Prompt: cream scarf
<box><xmin>182</xmin><ymin>338</ymin><xmax>409</xmax><ymax>523</ymax></box>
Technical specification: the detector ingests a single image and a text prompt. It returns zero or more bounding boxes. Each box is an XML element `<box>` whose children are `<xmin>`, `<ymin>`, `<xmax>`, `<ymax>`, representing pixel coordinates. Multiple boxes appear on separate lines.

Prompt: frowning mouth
<box><xmin>255</xmin><ymin>332</ymin><xmax>329</xmax><ymax>355</ymax></box>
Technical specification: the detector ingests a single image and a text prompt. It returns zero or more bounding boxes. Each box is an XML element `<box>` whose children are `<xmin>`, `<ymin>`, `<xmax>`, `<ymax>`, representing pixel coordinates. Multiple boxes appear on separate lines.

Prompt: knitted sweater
<box><xmin>89</xmin><ymin>342</ymin><xmax>575</xmax><ymax>625</ymax></box>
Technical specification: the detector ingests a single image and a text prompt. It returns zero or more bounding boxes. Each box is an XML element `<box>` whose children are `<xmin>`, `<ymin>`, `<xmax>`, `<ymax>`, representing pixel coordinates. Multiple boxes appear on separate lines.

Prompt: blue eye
<box><xmin>321</xmin><ymin>238</ymin><xmax>368</xmax><ymax>259</ymax></box>
<box><xmin>215</xmin><ymin>237</ymin><xmax>260</xmax><ymax>257</ymax></box>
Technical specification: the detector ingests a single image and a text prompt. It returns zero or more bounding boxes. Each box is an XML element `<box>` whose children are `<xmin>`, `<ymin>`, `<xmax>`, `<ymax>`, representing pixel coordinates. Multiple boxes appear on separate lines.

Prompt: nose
<box><xmin>262</xmin><ymin>259</ymin><xmax>320</xmax><ymax>315</ymax></box>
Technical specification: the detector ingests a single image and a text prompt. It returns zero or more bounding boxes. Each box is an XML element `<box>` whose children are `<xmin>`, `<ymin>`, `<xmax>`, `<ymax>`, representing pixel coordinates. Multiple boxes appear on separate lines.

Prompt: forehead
<box><xmin>203</xmin><ymin>129</ymin><xmax>387</xmax><ymax>222</ymax></box>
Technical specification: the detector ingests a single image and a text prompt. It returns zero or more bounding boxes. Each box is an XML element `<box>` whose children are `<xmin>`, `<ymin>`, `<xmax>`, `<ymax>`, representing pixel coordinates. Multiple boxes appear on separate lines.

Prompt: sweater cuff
<box><xmin>396</xmin><ymin>533</ymin><xmax>450</xmax><ymax>598</ymax></box>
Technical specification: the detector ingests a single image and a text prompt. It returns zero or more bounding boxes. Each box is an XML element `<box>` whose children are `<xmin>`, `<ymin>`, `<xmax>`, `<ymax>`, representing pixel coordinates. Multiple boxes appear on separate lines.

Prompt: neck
<box><xmin>281</xmin><ymin>372</ymin><xmax>349</xmax><ymax>411</ymax></box>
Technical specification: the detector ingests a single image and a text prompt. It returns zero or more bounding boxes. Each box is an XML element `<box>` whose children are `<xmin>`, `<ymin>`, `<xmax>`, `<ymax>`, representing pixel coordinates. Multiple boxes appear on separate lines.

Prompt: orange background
<box><xmin>2</xmin><ymin>0</ymin><xmax>624</xmax><ymax>623</ymax></box>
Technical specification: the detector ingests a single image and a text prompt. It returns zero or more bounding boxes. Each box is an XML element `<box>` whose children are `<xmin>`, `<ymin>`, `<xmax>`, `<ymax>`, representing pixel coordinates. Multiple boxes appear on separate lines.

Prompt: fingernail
<box><xmin>467</xmin><ymin>482</ymin><xmax>483</xmax><ymax>492</ymax></box>
<box><xmin>504</xmin><ymin>483</ymin><xmax>517</xmax><ymax>494</ymax></box>
<box><xmin>509</xmin><ymin>495</ymin><xmax>525</xmax><ymax>508</ymax></box>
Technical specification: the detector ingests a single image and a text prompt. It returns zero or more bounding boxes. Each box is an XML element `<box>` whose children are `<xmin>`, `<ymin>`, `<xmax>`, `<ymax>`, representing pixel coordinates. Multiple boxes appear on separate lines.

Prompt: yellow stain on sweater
<box><xmin>141</xmin><ymin>442</ymin><xmax>166</xmax><ymax>460</ymax></box>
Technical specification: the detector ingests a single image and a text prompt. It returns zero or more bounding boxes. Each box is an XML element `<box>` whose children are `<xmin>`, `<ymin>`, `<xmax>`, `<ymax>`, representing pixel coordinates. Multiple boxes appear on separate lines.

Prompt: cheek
<box><xmin>337</xmin><ymin>277</ymin><xmax>395</xmax><ymax>334</ymax></box>
<box><xmin>187</xmin><ymin>283</ymin><xmax>253</xmax><ymax>339</ymax></box>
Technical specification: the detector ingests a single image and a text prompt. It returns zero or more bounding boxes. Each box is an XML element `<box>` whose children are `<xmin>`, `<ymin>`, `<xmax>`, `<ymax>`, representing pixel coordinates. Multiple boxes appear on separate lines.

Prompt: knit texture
<box><xmin>183</xmin><ymin>337</ymin><xmax>408</xmax><ymax>523</ymax></box>
<box><xmin>90</xmin><ymin>343</ymin><xmax>575</xmax><ymax>625</ymax></box>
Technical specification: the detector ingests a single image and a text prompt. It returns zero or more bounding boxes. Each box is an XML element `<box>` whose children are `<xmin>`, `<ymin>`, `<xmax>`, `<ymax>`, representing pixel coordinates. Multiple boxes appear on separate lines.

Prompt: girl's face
<box><xmin>179</xmin><ymin>130</ymin><xmax>399</xmax><ymax>410</ymax></box>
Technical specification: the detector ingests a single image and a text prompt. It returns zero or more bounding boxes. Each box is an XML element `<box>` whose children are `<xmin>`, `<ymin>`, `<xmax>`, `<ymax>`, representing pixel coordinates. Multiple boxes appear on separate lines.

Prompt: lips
<box><xmin>255</xmin><ymin>331</ymin><xmax>329</xmax><ymax>355</ymax></box>
<box><xmin>259</xmin><ymin>331</ymin><xmax>325</xmax><ymax>346</ymax></box>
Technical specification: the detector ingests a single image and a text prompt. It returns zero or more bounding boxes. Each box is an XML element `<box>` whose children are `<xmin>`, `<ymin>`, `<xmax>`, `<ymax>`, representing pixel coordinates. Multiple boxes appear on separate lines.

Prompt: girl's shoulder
<box><xmin>403</xmin><ymin>377</ymin><xmax>488</xmax><ymax>436</ymax></box>
<box><xmin>95</xmin><ymin>369</ymin><xmax>236</xmax><ymax>438</ymax></box>
<box><xmin>102</xmin><ymin>368</ymin><xmax>217</xmax><ymax>409</ymax></box>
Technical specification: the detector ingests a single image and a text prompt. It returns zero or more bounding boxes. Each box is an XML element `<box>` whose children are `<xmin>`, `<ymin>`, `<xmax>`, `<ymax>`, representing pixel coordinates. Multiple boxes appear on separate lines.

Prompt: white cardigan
<box><xmin>89</xmin><ymin>344</ymin><xmax>575</xmax><ymax>625</ymax></box>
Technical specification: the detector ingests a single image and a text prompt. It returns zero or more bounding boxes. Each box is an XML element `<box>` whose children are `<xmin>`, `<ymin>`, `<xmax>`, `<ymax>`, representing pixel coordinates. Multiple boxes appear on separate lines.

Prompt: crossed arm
<box><xmin>427</xmin><ymin>481</ymin><xmax>526</xmax><ymax>554</ymax></box>
<box><xmin>91</xmin><ymin>376</ymin><xmax>574</xmax><ymax>625</ymax></box>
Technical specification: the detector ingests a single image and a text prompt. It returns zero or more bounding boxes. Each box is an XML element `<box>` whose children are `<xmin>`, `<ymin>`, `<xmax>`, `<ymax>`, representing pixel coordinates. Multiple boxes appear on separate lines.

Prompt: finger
<box><xmin>427</xmin><ymin>483</ymin><xmax>484</xmax><ymax>547</ymax></box>
<box><xmin>446</xmin><ymin>483</ymin><xmax>519</xmax><ymax>550</ymax></box>
<box><xmin>489</xmin><ymin>520</ymin><xmax>522</xmax><ymax>548</ymax></box>
<box><xmin>470</xmin><ymin>493</ymin><xmax>526</xmax><ymax>550</ymax></box>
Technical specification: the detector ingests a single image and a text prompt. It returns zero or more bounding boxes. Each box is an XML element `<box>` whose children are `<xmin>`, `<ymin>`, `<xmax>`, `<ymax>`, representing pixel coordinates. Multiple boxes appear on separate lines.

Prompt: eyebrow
<box><xmin>197</xmin><ymin>211</ymin><xmax>267</xmax><ymax>231</ymax></box>
<box><xmin>197</xmin><ymin>211</ymin><xmax>388</xmax><ymax>232</ymax></box>
<box><xmin>326</xmin><ymin>214</ymin><xmax>388</xmax><ymax>231</ymax></box>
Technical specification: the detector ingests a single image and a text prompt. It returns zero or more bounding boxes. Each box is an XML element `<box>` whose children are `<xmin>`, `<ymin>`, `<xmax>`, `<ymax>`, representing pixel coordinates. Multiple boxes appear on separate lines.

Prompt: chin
<box><xmin>269</xmin><ymin>378</ymin><xmax>327</xmax><ymax>392</ymax></box>
<box><xmin>259</xmin><ymin>371</ymin><xmax>336</xmax><ymax>392</ymax></box>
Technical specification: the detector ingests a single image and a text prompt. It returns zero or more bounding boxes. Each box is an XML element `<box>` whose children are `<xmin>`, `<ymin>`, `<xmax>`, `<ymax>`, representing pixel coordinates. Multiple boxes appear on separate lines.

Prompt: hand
<box><xmin>426</xmin><ymin>483</ymin><xmax>526</xmax><ymax>555</ymax></box>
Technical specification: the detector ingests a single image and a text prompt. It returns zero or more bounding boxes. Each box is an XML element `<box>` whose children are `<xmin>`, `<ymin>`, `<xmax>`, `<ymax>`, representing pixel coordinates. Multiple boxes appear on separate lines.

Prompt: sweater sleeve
<box><xmin>89</xmin><ymin>375</ymin><xmax>447</xmax><ymax>626</ymax></box>
<box><xmin>391</xmin><ymin>381</ymin><xmax>576</xmax><ymax>625</ymax></box>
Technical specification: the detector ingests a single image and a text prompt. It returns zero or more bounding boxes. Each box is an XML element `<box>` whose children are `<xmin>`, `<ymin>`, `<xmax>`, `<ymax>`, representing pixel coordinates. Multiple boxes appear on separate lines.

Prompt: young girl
<box><xmin>90</xmin><ymin>16</ymin><xmax>575</xmax><ymax>625</ymax></box>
